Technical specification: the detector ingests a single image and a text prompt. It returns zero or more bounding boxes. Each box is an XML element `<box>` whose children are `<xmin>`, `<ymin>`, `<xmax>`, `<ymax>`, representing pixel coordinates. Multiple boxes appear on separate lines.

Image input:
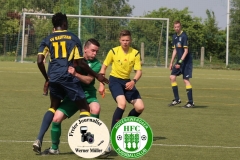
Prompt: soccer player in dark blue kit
<box><xmin>168</xmin><ymin>20</ymin><xmax>194</xmax><ymax>108</ymax></box>
<box><xmin>33</xmin><ymin>12</ymin><xmax>109</xmax><ymax>154</ymax></box>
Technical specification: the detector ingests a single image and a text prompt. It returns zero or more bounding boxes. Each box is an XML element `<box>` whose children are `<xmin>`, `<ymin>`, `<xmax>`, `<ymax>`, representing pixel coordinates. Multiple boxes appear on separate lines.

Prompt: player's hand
<box><xmin>43</xmin><ymin>80</ymin><xmax>49</xmax><ymax>96</ymax></box>
<box><xmin>125</xmin><ymin>80</ymin><xmax>135</xmax><ymax>90</ymax></box>
<box><xmin>169</xmin><ymin>63</ymin><xmax>173</xmax><ymax>70</ymax></box>
<box><xmin>68</xmin><ymin>66</ymin><xmax>76</xmax><ymax>76</ymax></box>
<box><xmin>96</xmin><ymin>74</ymin><xmax>109</xmax><ymax>84</ymax></box>
<box><xmin>175</xmin><ymin>64</ymin><xmax>181</xmax><ymax>69</ymax></box>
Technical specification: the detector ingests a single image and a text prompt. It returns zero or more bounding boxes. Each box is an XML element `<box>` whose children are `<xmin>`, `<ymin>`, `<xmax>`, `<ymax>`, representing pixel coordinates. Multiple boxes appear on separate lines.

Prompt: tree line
<box><xmin>0</xmin><ymin>0</ymin><xmax>239</xmax><ymax>64</ymax></box>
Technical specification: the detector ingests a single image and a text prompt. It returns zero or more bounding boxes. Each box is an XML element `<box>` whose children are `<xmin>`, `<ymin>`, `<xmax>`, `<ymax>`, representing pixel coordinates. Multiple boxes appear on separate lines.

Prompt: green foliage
<box><xmin>230</xmin><ymin>0</ymin><xmax>240</xmax><ymax>56</ymax></box>
<box><xmin>1</xmin><ymin>1</ymin><xmax>239</xmax><ymax>63</ymax></box>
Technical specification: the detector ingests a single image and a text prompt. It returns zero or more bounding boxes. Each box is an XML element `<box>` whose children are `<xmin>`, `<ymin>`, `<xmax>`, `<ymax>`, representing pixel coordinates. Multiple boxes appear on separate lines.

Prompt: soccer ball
<box><xmin>97</xmin><ymin>144</ymin><xmax>112</xmax><ymax>159</ymax></box>
<box><xmin>141</xmin><ymin>135</ymin><xmax>147</xmax><ymax>141</ymax></box>
<box><xmin>117</xmin><ymin>135</ymin><xmax>122</xmax><ymax>141</ymax></box>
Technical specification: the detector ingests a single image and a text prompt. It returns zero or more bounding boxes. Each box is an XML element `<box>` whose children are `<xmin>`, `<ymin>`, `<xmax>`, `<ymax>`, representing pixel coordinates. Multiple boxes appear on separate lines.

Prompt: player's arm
<box><xmin>99</xmin><ymin>64</ymin><xmax>108</xmax><ymax>75</ymax></box>
<box><xmin>99</xmin><ymin>49</ymin><xmax>114</xmax><ymax>75</ymax></box>
<box><xmin>98</xmin><ymin>50</ymin><xmax>113</xmax><ymax>95</ymax></box>
<box><xmin>178</xmin><ymin>34</ymin><xmax>188</xmax><ymax>64</ymax></box>
<box><xmin>72</xmin><ymin>45</ymin><xmax>109</xmax><ymax>84</ymax></box>
<box><xmin>68</xmin><ymin>66</ymin><xmax>94</xmax><ymax>84</ymax></box>
<box><xmin>37</xmin><ymin>54</ymin><xmax>48</xmax><ymax>81</ymax></box>
<box><xmin>98</xmin><ymin>64</ymin><xmax>107</xmax><ymax>96</ymax></box>
<box><xmin>169</xmin><ymin>36</ymin><xmax>177</xmax><ymax>70</ymax></box>
<box><xmin>125</xmin><ymin>52</ymin><xmax>142</xmax><ymax>90</ymax></box>
<box><xmin>180</xmin><ymin>48</ymin><xmax>188</xmax><ymax>61</ymax></box>
<box><xmin>37</xmin><ymin>42</ymin><xmax>49</xmax><ymax>95</ymax></box>
<box><xmin>132</xmin><ymin>52</ymin><xmax>142</xmax><ymax>82</ymax></box>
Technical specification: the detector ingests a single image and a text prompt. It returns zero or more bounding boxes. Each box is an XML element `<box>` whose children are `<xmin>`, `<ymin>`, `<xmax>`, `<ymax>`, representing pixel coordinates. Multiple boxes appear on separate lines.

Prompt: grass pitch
<box><xmin>0</xmin><ymin>62</ymin><xmax>240</xmax><ymax>160</ymax></box>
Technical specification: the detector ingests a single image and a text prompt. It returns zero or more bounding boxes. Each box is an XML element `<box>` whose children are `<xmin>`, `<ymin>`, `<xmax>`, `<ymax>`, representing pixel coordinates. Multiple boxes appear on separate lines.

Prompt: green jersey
<box><xmin>58</xmin><ymin>58</ymin><xmax>101</xmax><ymax>118</ymax></box>
<box><xmin>76</xmin><ymin>58</ymin><xmax>101</xmax><ymax>92</ymax></box>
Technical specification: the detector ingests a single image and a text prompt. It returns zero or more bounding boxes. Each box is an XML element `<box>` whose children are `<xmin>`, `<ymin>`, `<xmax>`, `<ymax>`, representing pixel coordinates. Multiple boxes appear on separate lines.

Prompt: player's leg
<box><xmin>33</xmin><ymin>83</ymin><xmax>64</xmax><ymax>154</ymax></box>
<box><xmin>125</xmin><ymin>87</ymin><xmax>144</xmax><ymax>117</ymax></box>
<box><xmin>86</xmin><ymin>91</ymin><xmax>100</xmax><ymax>118</ymax></box>
<box><xmin>63</xmin><ymin>81</ymin><xmax>91</xmax><ymax>118</ymax></box>
<box><xmin>75</xmin><ymin>98</ymin><xmax>91</xmax><ymax>118</ymax></box>
<box><xmin>89</xmin><ymin>102</ymin><xmax>100</xmax><ymax>118</ymax></box>
<box><xmin>43</xmin><ymin>96</ymin><xmax>79</xmax><ymax>155</ymax></box>
<box><xmin>33</xmin><ymin>96</ymin><xmax>61</xmax><ymax>153</ymax></box>
<box><xmin>44</xmin><ymin>110</ymin><xmax>65</xmax><ymax>155</ymax></box>
<box><xmin>182</xmin><ymin>64</ymin><xmax>194</xmax><ymax>108</ymax></box>
<box><xmin>168</xmin><ymin>67</ymin><xmax>181</xmax><ymax>106</ymax></box>
<box><xmin>109</xmin><ymin>76</ymin><xmax>126</xmax><ymax>130</ymax></box>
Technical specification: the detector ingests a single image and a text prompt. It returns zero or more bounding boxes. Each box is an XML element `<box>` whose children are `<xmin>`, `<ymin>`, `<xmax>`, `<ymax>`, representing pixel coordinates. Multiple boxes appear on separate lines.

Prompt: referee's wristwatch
<box><xmin>132</xmin><ymin>79</ymin><xmax>137</xmax><ymax>84</ymax></box>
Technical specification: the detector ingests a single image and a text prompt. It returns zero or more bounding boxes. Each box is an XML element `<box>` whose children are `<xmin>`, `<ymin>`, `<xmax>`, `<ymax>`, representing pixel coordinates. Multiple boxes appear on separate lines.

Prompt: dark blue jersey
<box><xmin>172</xmin><ymin>31</ymin><xmax>192</xmax><ymax>63</ymax></box>
<box><xmin>38</xmin><ymin>30</ymin><xmax>83</xmax><ymax>83</ymax></box>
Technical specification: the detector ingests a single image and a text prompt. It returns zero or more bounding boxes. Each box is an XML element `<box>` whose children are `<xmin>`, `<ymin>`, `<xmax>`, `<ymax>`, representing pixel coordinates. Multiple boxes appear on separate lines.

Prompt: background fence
<box><xmin>0</xmin><ymin>0</ymin><xmax>239</xmax><ymax>68</ymax></box>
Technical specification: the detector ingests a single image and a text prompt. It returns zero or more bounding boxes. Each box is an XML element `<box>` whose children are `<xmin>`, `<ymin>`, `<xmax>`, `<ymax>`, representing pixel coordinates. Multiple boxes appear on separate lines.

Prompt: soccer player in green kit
<box><xmin>33</xmin><ymin>12</ymin><xmax>108</xmax><ymax>154</ymax></box>
<box><xmin>40</xmin><ymin>38</ymin><xmax>111</xmax><ymax>156</ymax></box>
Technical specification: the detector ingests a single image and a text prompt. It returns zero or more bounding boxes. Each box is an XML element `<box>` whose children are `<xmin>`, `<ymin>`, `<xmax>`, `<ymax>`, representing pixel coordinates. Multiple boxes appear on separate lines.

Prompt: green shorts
<box><xmin>57</xmin><ymin>91</ymin><xmax>98</xmax><ymax>118</ymax></box>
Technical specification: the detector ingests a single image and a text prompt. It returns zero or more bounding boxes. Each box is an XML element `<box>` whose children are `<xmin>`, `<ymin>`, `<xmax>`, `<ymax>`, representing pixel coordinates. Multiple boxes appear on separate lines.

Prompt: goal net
<box><xmin>17</xmin><ymin>12</ymin><xmax>169</xmax><ymax>67</ymax></box>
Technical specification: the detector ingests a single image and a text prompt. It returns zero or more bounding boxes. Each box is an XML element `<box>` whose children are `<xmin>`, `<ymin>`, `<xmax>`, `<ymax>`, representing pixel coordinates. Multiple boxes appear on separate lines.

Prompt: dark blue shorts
<box><xmin>49</xmin><ymin>81</ymin><xmax>85</xmax><ymax>101</ymax></box>
<box><xmin>109</xmin><ymin>76</ymin><xmax>141</xmax><ymax>103</ymax></box>
<box><xmin>171</xmin><ymin>63</ymin><xmax>192</xmax><ymax>79</ymax></box>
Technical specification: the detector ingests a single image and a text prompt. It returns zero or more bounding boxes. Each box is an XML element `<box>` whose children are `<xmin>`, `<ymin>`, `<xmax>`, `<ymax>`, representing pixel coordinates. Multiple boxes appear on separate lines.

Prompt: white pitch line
<box><xmin>0</xmin><ymin>140</ymin><xmax>239</xmax><ymax>149</ymax></box>
<box><xmin>143</xmin><ymin>76</ymin><xmax>240</xmax><ymax>81</ymax></box>
<box><xmin>153</xmin><ymin>143</ymin><xmax>240</xmax><ymax>149</ymax></box>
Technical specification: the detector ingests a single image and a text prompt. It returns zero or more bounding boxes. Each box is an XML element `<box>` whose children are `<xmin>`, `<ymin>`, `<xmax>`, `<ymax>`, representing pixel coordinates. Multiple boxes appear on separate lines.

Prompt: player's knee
<box><xmin>116</xmin><ymin>98</ymin><xmax>127</xmax><ymax>109</ymax></box>
<box><xmin>91</xmin><ymin>105</ymin><xmax>101</xmax><ymax>114</ymax></box>
<box><xmin>183</xmin><ymin>80</ymin><xmax>191</xmax><ymax>86</ymax></box>
<box><xmin>135</xmin><ymin>105</ymin><xmax>144</xmax><ymax>113</ymax></box>
<box><xmin>170</xmin><ymin>75</ymin><xmax>176</xmax><ymax>81</ymax></box>
<box><xmin>132</xmin><ymin>99</ymin><xmax>144</xmax><ymax>113</ymax></box>
<box><xmin>52</xmin><ymin>112</ymin><xmax>66</xmax><ymax>123</ymax></box>
<box><xmin>52</xmin><ymin>116</ymin><xmax>62</xmax><ymax>123</ymax></box>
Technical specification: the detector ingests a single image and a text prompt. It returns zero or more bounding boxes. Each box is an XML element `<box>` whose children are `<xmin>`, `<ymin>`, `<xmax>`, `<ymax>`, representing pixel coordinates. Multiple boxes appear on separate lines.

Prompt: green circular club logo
<box><xmin>111</xmin><ymin>117</ymin><xmax>153</xmax><ymax>159</ymax></box>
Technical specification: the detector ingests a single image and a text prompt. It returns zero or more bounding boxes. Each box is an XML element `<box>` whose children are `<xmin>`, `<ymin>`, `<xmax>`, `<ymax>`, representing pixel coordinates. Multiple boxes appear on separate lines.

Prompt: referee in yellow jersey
<box><xmin>99</xmin><ymin>30</ymin><xmax>145</xmax><ymax>131</ymax></box>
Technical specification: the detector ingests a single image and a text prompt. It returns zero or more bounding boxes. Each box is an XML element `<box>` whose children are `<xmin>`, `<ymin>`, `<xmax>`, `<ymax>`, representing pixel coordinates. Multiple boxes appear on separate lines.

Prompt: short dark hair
<box><xmin>52</xmin><ymin>12</ymin><xmax>68</xmax><ymax>29</ymax></box>
<box><xmin>84</xmin><ymin>38</ymin><xmax>100</xmax><ymax>48</ymax></box>
<box><xmin>174</xmin><ymin>20</ymin><xmax>181</xmax><ymax>26</ymax></box>
<box><xmin>119</xmin><ymin>30</ymin><xmax>131</xmax><ymax>37</ymax></box>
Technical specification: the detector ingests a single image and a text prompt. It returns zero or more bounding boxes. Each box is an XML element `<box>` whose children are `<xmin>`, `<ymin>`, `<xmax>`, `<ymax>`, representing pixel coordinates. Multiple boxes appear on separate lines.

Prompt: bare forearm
<box><xmin>170</xmin><ymin>49</ymin><xmax>177</xmax><ymax>64</ymax></box>
<box><xmin>75</xmin><ymin>73</ymin><xmax>93</xmax><ymax>84</ymax></box>
<box><xmin>99</xmin><ymin>64</ymin><xmax>107</xmax><ymax>75</ymax></box>
<box><xmin>133</xmin><ymin>70</ymin><xmax>142</xmax><ymax>81</ymax></box>
<box><xmin>37</xmin><ymin>55</ymin><xmax>48</xmax><ymax>81</ymax></box>
<box><xmin>180</xmin><ymin>48</ymin><xmax>188</xmax><ymax>60</ymax></box>
<box><xmin>77</xmin><ymin>59</ymin><xmax>98</xmax><ymax>78</ymax></box>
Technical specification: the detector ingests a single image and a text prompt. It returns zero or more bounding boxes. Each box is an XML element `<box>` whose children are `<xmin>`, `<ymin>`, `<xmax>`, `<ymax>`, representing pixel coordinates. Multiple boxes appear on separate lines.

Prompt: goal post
<box><xmin>19</xmin><ymin>12</ymin><xmax>169</xmax><ymax>68</ymax></box>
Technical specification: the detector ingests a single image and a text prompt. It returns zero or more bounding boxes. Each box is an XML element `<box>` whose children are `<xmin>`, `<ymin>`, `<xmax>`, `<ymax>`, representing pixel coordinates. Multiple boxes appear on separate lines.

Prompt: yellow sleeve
<box><xmin>68</xmin><ymin>46</ymin><xmax>83</xmax><ymax>61</ymax></box>
<box><xmin>38</xmin><ymin>47</ymin><xmax>49</xmax><ymax>57</ymax></box>
<box><xmin>103</xmin><ymin>49</ymin><xmax>114</xmax><ymax>66</ymax></box>
<box><xmin>134</xmin><ymin>52</ymin><xmax>142</xmax><ymax>70</ymax></box>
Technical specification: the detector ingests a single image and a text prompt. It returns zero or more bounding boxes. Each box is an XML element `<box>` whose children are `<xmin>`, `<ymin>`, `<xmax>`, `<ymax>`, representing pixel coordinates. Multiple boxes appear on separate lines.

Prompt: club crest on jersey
<box><xmin>177</xmin><ymin>42</ymin><xmax>182</xmax><ymax>48</ymax></box>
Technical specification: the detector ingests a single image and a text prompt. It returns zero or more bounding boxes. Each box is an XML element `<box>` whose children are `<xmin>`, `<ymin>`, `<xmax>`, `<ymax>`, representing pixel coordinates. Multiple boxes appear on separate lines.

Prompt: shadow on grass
<box><xmin>179</xmin><ymin>105</ymin><xmax>208</xmax><ymax>109</ymax></box>
<box><xmin>59</xmin><ymin>152</ymin><xmax>75</xmax><ymax>155</ymax></box>
<box><xmin>193</xmin><ymin>105</ymin><xmax>208</xmax><ymax>109</ymax></box>
<box><xmin>38</xmin><ymin>151</ymin><xmax>117</xmax><ymax>159</ymax></box>
<box><xmin>37</xmin><ymin>152</ymin><xmax>75</xmax><ymax>156</ymax></box>
<box><xmin>153</xmin><ymin>136</ymin><xmax>167</xmax><ymax>141</ymax></box>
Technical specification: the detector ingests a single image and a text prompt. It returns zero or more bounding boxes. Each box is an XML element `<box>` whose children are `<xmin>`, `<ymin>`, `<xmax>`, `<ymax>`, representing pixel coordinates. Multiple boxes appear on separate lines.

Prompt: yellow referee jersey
<box><xmin>103</xmin><ymin>46</ymin><xmax>141</xmax><ymax>79</ymax></box>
